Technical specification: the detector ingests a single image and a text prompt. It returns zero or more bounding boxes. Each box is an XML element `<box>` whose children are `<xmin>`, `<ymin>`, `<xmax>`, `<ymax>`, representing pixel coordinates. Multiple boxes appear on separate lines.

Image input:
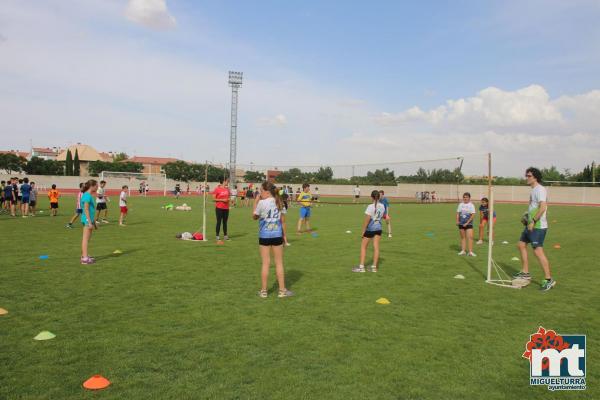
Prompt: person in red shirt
<box><xmin>213</xmin><ymin>177</ymin><xmax>231</xmax><ymax>243</ymax></box>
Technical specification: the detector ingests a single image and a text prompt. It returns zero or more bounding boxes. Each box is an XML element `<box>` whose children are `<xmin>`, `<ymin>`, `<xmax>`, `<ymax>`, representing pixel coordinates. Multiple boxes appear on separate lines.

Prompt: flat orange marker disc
<box><xmin>83</xmin><ymin>374</ymin><xmax>111</xmax><ymax>390</ymax></box>
<box><xmin>0</xmin><ymin>308</ymin><xmax>8</xmax><ymax>315</ymax></box>
<box><xmin>553</xmin><ymin>244</ymin><xmax>561</xmax><ymax>249</ymax></box>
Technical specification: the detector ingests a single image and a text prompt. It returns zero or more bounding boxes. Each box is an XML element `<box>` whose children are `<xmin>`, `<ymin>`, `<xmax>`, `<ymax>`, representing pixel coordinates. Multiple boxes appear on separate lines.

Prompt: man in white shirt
<box><xmin>353</xmin><ymin>185</ymin><xmax>360</xmax><ymax>203</ymax></box>
<box><xmin>514</xmin><ymin>167</ymin><xmax>555</xmax><ymax>291</ymax></box>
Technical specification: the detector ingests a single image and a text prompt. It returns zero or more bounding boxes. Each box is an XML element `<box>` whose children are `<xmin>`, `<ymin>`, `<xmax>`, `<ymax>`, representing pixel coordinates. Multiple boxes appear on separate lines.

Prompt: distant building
<box><xmin>31</xmin><ymin>147</ymin><xmax>60</xmax><ymax>160</ymax></box>
<box><xmin>56</xmin><ymin>144</ymin><xmax>106</xmax><ymax>176</ymax></box>
<box><xmin>267</xmin><ymin>170</ymin><xmax>282</xmax><ymax>182</ymax></box>
<box><xmin>127</xmin><ymin>156</ymin><xmax>179</xmax><ymax>174</ymax></box>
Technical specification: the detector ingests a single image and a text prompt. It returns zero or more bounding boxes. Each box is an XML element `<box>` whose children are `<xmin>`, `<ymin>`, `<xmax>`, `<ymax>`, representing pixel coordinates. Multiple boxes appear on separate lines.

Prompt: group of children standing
<box><xmin>1</xmin><ymin>177</ymin><xmax>38</xmax><ymax>217</ymax></box>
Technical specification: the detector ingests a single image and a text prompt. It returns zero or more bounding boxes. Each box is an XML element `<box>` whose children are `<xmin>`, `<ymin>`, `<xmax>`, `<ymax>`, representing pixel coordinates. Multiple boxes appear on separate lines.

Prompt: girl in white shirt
<box><xmin>456</xmin><ymin>192</ymin><xmax>476</xmax><ymax>256</ymax></box>
<box><xmin>353</xmin><ymin>190</ymin><xmax>386</xmax><ymax>273</ymax></box>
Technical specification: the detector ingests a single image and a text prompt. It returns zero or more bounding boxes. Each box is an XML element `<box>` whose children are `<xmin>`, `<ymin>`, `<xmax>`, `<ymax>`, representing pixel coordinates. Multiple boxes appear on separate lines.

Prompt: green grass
<box><xmin>1</xmin><ymin>196</ymin><xmax>598</xmax><ymax>399</ymax></box>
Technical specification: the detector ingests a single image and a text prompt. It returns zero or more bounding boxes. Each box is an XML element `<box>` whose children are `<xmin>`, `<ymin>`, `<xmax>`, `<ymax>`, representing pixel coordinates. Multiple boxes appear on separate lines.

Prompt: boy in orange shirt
<box><xmin>48</xmin><ymin>184</ymin><xmax>60</xmax><ymax>216</ymax></box>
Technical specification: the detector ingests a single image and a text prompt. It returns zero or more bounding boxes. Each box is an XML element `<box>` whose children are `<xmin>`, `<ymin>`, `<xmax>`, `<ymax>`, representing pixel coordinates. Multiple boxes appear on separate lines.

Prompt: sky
<box><xmin>0</xmin><ymin>0</ymin><xmax>599</xmax><ymax>176</ymax></box>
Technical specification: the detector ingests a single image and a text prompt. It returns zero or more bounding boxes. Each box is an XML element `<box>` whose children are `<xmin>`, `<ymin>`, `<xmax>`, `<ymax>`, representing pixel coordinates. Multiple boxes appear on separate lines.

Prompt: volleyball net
<box><xmin>234</xmin><ymin>154</ymin><xmax>494</xmax><ymax>204</ymax></box>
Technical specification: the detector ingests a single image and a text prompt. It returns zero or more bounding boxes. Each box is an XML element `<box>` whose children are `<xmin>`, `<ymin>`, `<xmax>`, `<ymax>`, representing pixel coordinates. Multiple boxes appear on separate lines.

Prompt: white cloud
<box><xmin>257</xmin><ymin>114</ymin><xmax>288</xmax><ymax>127</ymax></box>
<box><xmin>125</xmin><ymin>0</ymin><xmax>176</xmax><ymax>30</ymax></box>
<box><xmin>376</xmin><ymin>85</ymin><xmax>563</xmax><ymax>129</ymax></box>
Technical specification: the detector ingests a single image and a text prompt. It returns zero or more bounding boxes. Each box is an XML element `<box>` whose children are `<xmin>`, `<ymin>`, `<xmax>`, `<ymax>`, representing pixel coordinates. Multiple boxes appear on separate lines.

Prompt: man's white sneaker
<box><xmin>458</xmin><ymin>250</ymin><xmax>466</xmax><ymax>256</ymax></box>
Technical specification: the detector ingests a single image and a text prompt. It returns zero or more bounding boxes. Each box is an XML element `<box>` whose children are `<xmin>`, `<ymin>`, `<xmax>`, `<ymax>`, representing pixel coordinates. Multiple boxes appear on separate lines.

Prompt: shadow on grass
<box><xmin>94</xmin><ymin>247</ymin><xmax>143</xmax><ymax>261</ymax></box>
<box><xmin>463</xmin><ymin>258</ymin><xmax>486</xmax><ymax>280</ymax></box>
<box><xmin>269</xmin><ymin>269</ymin><xmax>303</xmax><ymax>293</ymax></box>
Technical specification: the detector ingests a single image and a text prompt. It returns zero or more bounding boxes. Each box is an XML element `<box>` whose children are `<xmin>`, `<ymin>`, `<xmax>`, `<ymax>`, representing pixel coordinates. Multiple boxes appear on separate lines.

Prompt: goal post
<box><xmin>99</xmin><ymin>171</ymin><xmax>168</xmax><ymax>196</ymax></box>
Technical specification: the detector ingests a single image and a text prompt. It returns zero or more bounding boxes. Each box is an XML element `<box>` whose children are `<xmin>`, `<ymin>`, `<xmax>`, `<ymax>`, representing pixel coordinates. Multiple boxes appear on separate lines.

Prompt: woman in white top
<box><xmin>353</xmin><ymin>190</ymin><xmax>386</xmax><ymax>273</ymax></box>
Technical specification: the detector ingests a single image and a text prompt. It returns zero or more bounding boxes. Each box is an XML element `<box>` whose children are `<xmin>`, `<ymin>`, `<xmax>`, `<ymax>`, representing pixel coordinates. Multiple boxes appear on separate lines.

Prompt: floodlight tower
<box><xmin>228</xmin><ymin>71</ymin><xmax>243</xmax><ymax>188</ymax></box>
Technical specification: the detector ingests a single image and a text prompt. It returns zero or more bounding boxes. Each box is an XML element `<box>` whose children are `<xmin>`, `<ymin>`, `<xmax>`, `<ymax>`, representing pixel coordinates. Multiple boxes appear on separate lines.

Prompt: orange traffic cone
<box><xmin>83</xmin><ymin>374</ymin><xmax>111</xmax><ymax>390</ymax></box>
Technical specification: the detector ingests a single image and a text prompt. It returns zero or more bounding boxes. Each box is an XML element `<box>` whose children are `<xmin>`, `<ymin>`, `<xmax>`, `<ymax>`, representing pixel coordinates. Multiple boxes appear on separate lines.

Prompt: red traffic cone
<box><xmin>83</xmin><ymin>374</ymin><xmax>111</xmax><ymax>390</ymax></box>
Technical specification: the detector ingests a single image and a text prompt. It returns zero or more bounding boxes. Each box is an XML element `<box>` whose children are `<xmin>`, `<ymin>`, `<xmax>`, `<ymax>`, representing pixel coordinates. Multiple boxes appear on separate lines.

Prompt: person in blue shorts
<box><xmin>513</xmin><ymin>167</ymin><xmax>555</xmax><ymax>291</ymax></box>
<box><xmin>296</xmin><ymin>183</ymin><xmax>312</xmax><ymax>234</ymax></box>
<box><xmin>19</xmin><ymin>177</ymin><xmax>31</xmax><ymax>218</ymax></box>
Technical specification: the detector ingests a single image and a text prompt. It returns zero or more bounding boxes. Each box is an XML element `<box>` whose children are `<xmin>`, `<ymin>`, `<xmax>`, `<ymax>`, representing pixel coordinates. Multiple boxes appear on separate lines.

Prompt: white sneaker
<box><xmin>388</xmin><ymin>234</ymin><xmax>392</xmax><ymax>238</ymax></box>
<box><xmin>468</xmin><ymin>252</ymin><xmax>477</xmax><ymax>257</ymax></box>
<box><xmin>458</xmin><ymin>250</ymin><xmax>466</xmax><ymax>256</ymax></box>
<box><xmin>476</xmin><ymin>240</ymin><xmax>483</xmax><ymax>245</ymax></box>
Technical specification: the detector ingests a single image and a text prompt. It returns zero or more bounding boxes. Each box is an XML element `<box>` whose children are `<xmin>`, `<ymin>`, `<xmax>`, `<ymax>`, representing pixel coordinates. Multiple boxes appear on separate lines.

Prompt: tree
<box><xmin>73</xmin><ymin>149</ymin><xmax>81</xmax><ymax>176</ymax></box>
<box><xmin>244</xmin><ymin>170</ymin><xmax>266</xmax><ymax>182</ymax></box>
<box><xmin>113</xmin><ymin>152</ymin><xmax>128</xmax><ymax>162</ymax></box>
<box><xmin>314</xmin><ymin>166</ymin><xmax>334</xmax><ymax>182</ymax></box>
<box><xmin>87</xmin><ymin>161</ymin><xmax>143</xmax><ymax>176</ymax></box>
<box><xmin>65</xmin><ymin>149</ymin><xmax>73</xmax><ymax>176</ymax></box>
<box><xmin>540</xmin><ymin>166</ymin><xmax>564</xmax><ymax>183</ymax></box>
<box><xmin>24</xmin><ymin>157</ymin><xmax>64</xmax><ymax>175</ymax></box>
<box><xmin>163</xmin><ymin>161</ymin><xmax>192</xmax><ymax>182</ymax></box>
<box><xmin>0</xmin><ymin>153</ymin><xmax>26</xmax><ymax>174</ymax></box>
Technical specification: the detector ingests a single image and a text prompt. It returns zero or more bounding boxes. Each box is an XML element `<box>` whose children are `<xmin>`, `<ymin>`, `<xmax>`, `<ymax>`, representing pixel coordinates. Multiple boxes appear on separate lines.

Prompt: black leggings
<box><xmin>215</xmin><ymin>208</ymin><xmax>229</xmax><ymax>236</ymax></box>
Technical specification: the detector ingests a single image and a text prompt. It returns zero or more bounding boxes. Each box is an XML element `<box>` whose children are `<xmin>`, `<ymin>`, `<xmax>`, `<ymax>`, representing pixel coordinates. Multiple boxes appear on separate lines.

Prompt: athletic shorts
<box><xmin>50</xmin><ymin>202</ymin><xmax>58</xmax><ymax>209</ymax></box>
<box><xmin>17</xmin><ymin>196</ymin><xmax>22</xmax><ymax>201</ymax></box>
<box><xmin>520</xmin><ymin>228</ymin><xmax>547</xmax><ymax>248</ymax></box>
<box><xmin>75</xmin><ymin>208</ymin><xmax>83</xmax><ymax>215</ymax></box>
<box><xmin>10</xmin><ymin>199</ymin><xmax>17</xmax><ymax>205</ymax></box>
<box><xmin>354</xmin><ymin>195</ymin><xmax>360</xmax><ymax>198</ymax></box>
<box><xmin>458</xmin><ymin>224</ymin><xmax>473</xmax><ymax>230</ymax></box>
<box><xmin>259</xmin><ymin>237</ymin><xmax>284</xmax><ymax>246</ymax></box>
<box><xmin>300</xmin><ymin>206</ymin><xmax>311</xmax><ymax>219</ymax></box>
<box><xmin>97</xmin><ymin>202</ymin><xmax>107</xmax><ymax>210</ymax></box>
<box><xmin>482</xmin><ymin>217</ymin><xmax>496</xmax><ymax>224</ymax></box>
<box><xmin>363</xmin><ymin>230</ymin><xmax>382</xmax><ymax>238</ymax></box>
<box><xmin>383</xmin><ymin>213</ymin><xmax>391</xmax><ymax>220</ymax></box>
<box><xmin>120</xmin><ymin>206</ymin><xmax>128</xmax><ymax>214</ymax></box>
<box><xmin>21</xmin><ymin>197</ymin><xmax>30</xmax><ymax>204</ymax></box>
<box><xmin>29</xmin><ymin>200</ymin><xmax>36</xmax><ymax>207</ymax></box>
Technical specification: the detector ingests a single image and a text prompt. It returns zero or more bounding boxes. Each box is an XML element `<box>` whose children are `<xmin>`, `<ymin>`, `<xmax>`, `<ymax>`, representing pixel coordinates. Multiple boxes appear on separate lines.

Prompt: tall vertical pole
<box><xmin>487</xmin><ymin>153</ymin><xmax>492</xmax><ymax>200</ymax></box>
<box><xmin>228</xmin><ymin>71</ymin><xmax>243</xmax><ymax>190</ymax></box>
<box><xmin>202</xmin><ymin>161</ymin><xmax>208</xmax><ymax>241</ymax></box>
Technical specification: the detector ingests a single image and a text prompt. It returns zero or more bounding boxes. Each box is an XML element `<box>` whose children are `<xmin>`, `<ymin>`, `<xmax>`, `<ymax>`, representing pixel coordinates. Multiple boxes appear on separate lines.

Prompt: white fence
<box><xmin>1</xmin><ymin>174</ymin><xmax>599</xmax><ymax>205</ymax></box>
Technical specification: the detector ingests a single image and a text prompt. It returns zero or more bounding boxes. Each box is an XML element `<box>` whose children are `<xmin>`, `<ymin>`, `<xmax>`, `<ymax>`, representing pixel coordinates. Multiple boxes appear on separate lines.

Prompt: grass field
<box><xmin>1</xmin><ymin>195</ymin><xmax>598</xmax><ymax>399</ymax></box>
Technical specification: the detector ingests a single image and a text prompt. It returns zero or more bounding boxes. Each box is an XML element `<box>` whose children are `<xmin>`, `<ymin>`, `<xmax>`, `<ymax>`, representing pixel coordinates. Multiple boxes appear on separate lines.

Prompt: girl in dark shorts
<box><xmin>253</xmin><ymin>182</ymin><xmax>293</xmax><ymax>298</ymax></box>
<box><xmin>353</xmin><ymin>190</ymin><xmax>386</xmax><ymax>273</ymax></box>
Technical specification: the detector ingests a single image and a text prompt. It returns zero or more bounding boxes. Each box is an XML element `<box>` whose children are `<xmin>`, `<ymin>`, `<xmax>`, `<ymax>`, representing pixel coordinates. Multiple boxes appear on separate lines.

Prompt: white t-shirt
<box><xmin>457</xmin><ymin>202</ymin><xmax>476</xmax><ymax>225</ymax></box>
<box><xmin>97</xmin><ymin>187</ymin><xmax>106</xmax><ymax>203</ymax></box>
<box><xmin>529</xmin><ymin>184</ymin><xmax>548</xmax><ymax>229</ymax></box>
<box><xmin>119</xmin><ymin>191</ymin><xmax>127</xmax><ymax>207</ymax></box>
<box><xmin>254</xmin><ymin>197</ymin><xmax>283</xmax><ymax>238</ymax></box>
<box><xmin>354</xmin><ymin>187</ymin><xmax>361</xmax><ymax>196</ymax></box>
<box><xmin>231</xmin><ymin>189</ymin><xmax>238</xmax><ymax>197</ymax></box>
<box><xmin>365</xmin><ymin>202</ymin><xmax>386</xmax><ymax>231</ymax></box>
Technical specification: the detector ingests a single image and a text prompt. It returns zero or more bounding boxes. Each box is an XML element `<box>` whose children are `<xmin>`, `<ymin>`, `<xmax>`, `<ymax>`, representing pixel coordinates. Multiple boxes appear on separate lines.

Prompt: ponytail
<box><xmin>371</xmin><ymin>190</ymin><xmax>381</xmax><ymax>210</ymax></box>
<box><xmin>261</xmin><ymin>181</ymin><xmax>283</xmax><ymax>210</ymax></box>
<box><xmin>81</xmin><ymin>179</ymin><xmax>98</xmax><ymax>193</ymax></box>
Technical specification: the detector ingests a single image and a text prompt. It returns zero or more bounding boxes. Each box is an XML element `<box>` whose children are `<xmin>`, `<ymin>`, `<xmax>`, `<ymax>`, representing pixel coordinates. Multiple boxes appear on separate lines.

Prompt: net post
<box><xmin>486</xmin><ymin>186</ymin><xmax>494</xmax><ymax>282</ymax></box>
<box><xmin>163</xmin><ymin>174</ymin><xmax>167</xmax><ymax>197</ymax></box>
<box><xmin>202</xmin><ymin>161</ymin><xmax>208</xmax><ymax>241</ymax></box>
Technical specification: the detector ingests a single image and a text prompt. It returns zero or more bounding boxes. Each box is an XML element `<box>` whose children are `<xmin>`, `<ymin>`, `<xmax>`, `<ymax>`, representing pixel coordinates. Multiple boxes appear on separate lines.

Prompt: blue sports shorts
<box><xmin>519</xmin><ymin>228</ymin><xmax>547</xmax><ymax>248</ymax></box>
<box><xmin>300</xmin><ymin>206</ymin><xmax>311</xmax><ymax>219</ymax></box>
